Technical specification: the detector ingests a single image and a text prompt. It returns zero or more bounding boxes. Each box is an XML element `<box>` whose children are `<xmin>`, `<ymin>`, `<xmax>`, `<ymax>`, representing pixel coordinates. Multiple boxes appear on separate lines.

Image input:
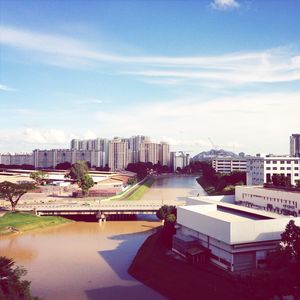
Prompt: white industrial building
<box><xmin>212</xmin><ymin>157</ymin><xmax>247</xmax><ymax>174</ymax></box>
<box><xmin>173</xmin><ymin>197</ymin><xmax>300</xmax><ymax>272</ymax></box>
<box><xmin>246</xmin><ymin>154</ymin><xmax>300</xmax><ymax>186</ymax></box>
<box><xmin>236</xmin><ymin>185</ymin><xmax>300</xmax><ymax>216</ymax></box>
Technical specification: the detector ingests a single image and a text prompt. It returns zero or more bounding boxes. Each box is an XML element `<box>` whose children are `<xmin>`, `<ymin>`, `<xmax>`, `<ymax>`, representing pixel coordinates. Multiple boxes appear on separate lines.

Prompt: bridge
<box><xmin>12</xmin><ymin>200</ymin><xmax>186</xmax><ymax>217</ymax></box>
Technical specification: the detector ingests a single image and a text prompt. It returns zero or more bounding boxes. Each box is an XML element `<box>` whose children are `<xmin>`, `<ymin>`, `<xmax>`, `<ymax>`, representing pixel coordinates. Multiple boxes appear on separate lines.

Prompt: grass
<box><xmin>0</xmin><ymin>211</ymin><xmax>71</xmax><ymax>235</ymax></box>
<box><xmin>125</xmin><ymin>177</ymin><xmax>155</xmax><ymax>200</ymax></box>
<box><xmin>129</xmin><ymin>229</ymin><xmax>251</xmax><ymax>300</ymax></box>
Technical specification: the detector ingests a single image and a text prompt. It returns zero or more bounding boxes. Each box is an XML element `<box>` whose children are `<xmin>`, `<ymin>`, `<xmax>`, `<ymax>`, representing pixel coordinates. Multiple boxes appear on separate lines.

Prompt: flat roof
<box><xmin>188</xmin><ymin>196</ymin><xmax>284</xmax><ymax>219</ymax></box>
<box><xmin>238</xmin><ymin>185</ymin><xmax>300</xmax><ymax>195</ymax></box>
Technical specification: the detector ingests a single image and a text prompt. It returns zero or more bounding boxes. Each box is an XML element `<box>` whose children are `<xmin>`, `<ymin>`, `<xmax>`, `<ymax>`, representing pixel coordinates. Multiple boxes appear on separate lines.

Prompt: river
<box><xmin>0</xmin><ymin>175</ymin><xmax>205</xmax><ymax>300</ymax></box>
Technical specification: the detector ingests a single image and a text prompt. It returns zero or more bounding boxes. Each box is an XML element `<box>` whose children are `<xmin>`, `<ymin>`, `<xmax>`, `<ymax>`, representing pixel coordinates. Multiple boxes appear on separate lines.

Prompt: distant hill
<box><xmin>192</xmin><ymin>149</ymin><xmax>238</xmax><ymax>161</ymax></box>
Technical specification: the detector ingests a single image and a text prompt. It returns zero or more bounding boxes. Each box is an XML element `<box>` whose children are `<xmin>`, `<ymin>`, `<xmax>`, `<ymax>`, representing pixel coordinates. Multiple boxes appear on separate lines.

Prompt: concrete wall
<box><xmin>177</xmin><ymin>206</ymin><xmax>232</xmax><ymax>244</ymax></box>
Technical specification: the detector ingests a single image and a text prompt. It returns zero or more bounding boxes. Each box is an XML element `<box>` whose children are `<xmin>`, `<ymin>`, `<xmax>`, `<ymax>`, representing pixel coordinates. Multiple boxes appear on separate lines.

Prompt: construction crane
<box><xmin>208</xmin><ymin>137</ymin><xmax>220</xmax><ymax>150</ymax></box>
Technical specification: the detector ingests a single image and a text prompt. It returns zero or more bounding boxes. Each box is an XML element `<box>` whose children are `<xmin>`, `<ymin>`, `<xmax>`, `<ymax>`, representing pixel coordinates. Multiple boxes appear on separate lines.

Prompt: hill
<box><xmin>192</xmin><ymin>149</ymin><xmax>238</xmax><ymax>161</ymax></box>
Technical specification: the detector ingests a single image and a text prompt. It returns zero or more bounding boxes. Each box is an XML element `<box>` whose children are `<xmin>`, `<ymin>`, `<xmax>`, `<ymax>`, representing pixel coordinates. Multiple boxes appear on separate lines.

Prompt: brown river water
<box><xmin>0</xmin><ymin>175</ymin><xmax>205</xmax><ymax>300</ymax></box>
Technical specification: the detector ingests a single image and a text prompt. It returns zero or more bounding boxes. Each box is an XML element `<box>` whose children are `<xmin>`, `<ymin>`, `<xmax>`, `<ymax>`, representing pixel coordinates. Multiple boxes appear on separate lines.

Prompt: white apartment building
<box><xmin>236</xmin><ymin>185</ymin><xmax>300</xmax><ymax>216</ymax></box>
<box><xmin>173</xmin><ymin>200</ymin><xmax>300</xmax><ymax>272</ymax></box>
<box><xmin>33</xmin><ymin>149</ymin><xmax>105</xmax><ymax>169</ymax></box>
<box><xmin>0</xmin><ymin>153</ymin><xmax>34</xmax><ymax>166</ymax></box>
<box><xmin>247</xmin><ymin>154</ymin><xmax>300</xmax><ymax>186</ymax></box>
<box><xmin>170</xmin><ymin>151</ymin><xmax>190</xmax><ymax>172</ymax></box>
<box><xmin>212</xmin><ymin>157</ymin><xmax>247</xmax><ymax>174</ymax></box>
<box><xmin>159</xmin><ymin>141</ymin><xmax>170</xmax><ymax>166</ymax></box>
<box><xmin>128</xmin><ymin>135</ymin><xmax>149</xmax><ymax>164</ymax></box>
<box><xmin>108</xmin><ymin>138</ymin><xmax>129</xmax><ymax>171</ymax></box>
<box><xmin>140</xmin><ymin>141</ymin><xmax>160</xmax><ymax>164</ymax></box>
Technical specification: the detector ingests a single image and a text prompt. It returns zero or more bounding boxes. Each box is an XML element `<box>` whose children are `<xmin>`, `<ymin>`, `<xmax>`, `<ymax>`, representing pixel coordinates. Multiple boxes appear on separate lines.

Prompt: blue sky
<box><xmin>0</xmin><ymin>0</ymin><xmax>300</xmax><ymax>155</ymax></box>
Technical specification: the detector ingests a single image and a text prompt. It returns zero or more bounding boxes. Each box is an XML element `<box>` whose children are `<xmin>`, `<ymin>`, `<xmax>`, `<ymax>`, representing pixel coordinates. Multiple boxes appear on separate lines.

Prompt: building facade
<box><xmin>236</xmin><ymin>185</ymin><xmax>300</xmax><ymax>216</ymax></box>
<box><xmin>170</xmin><ymin>151</ymin><xmax>190</xmax><ymax>172</ymax></box>
<box><xmin>246</xmin><ymin>154</ymin><xmax>300</xmax><ymax>186</ymax></box>
<box><xmin>290</xmin><ymin>134</ymin><xmax>300</xmax><ymax>157</ymax></box>
<box><xmin>33</xmin><ymin>149</ymin><xmax>105</xmax><ymax>169</ymax></box>
<box><xmin>108</xmin><ymin>138</ymin><xmax>129</xmax><ymax>171</ymax></box>
<box><xmin>173</xmin><ymin>201</ymin><xmax>300</xmax><ymax>272</ymax></box>
<box><xmin>212</xmin><ymin>157</ymin><xmax>247</xmax><ymax>174</ymax></box>
<box><xmin>0</xmin><ymin>153</ymin><xmax>34</xmax><ymax>166</ymax></box>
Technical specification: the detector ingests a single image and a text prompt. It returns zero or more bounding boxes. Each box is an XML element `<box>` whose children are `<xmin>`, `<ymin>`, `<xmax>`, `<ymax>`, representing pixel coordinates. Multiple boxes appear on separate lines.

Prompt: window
<box><xmin>295</xmin><ymin>167</ymin><xmax>299</xmax><ymax>170</ymax></box>
<box><xmin>280</xmin><ymin>167</ymin><xmax>285</xmax><ymax>170</ymax></box>
<box><xmin>266</xmin><ymin>161</ymin><xmax>270</xmax><ymax>164</ymax></box>
<box><xmin>287</xmin><ymin>167</ymin><xmax>291</xmax><ymax>170</ymax></box>
<box><xmin>273</xmin><ymin>167</ymin><xmax>277</xmax><ymax>170</ymax></box>
<box><xmin>287</xmin><ymin>161</ymin><xmax>291</xmax><ymax>164</ymax></box>
<box><xmin>280</xmin><ymin>161</ymin><xmax>285</xmax><ymax>164</ymax></box>
<box><xmin>266</xmin><ymin>167</ymin><xmax>271</xmax><ymax>170</ymax></box>
<box><xmin>295</xmin><ymin>173</ymin><xmax>299</xmax><ymax>177</ymax></box>
<box><xmin>272</xmin><ymin>161</ymin><xmax>277</xmax><ymax>164</ymax></box>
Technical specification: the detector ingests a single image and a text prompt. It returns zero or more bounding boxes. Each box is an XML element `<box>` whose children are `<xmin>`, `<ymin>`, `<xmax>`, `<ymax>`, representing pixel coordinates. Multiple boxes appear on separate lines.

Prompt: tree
<box><xmin>156</xmin><ymin>205</ymin><xmax>177</xmax><ymax>221</ymax></box>
<box><xmin>30</xmin><ymin>171</ymin><xmax>48</xmax><ymax>185</ymax></box>
<box><xmin>280</xmin><ymin>220</ymin><xmax>300</xmax><ymax>264</ymax></box>
<box><xmin>67</xmin><ymin>161</ymin><xmax>94</xmax><ymax>197</ymax></box>
<box><xmin>55</xmin><ymin>161</ymin><xmax>72</xmax><ymax>170</ymax></box>
<box><xmin>0</xmin><ymin>181</ymin><xmax>35</xmax><ymax>211</ymax></box>
<box><xmin>80</xmin><ymin>173</ymin><xmax>94</xmax><ymax>196</ymax></box>
<box><xmin>0</xmin><ymin>256</ymin><xmax>40</xmax><ymax>300</ymax></box>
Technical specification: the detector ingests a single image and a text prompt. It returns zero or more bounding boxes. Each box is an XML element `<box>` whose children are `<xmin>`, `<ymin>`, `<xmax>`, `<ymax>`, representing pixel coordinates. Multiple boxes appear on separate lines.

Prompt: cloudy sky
<box><xmin>0</xmin><ymin>0</ymin><xmax>300</xmax><ymax>156</ymax></box>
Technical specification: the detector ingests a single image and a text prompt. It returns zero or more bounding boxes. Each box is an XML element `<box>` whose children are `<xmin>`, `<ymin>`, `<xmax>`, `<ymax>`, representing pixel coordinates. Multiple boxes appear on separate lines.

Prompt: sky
<box><xmin>0</xmin><ymin>0</ymin><xmax>300</xmax><ymax>156</ymax></box>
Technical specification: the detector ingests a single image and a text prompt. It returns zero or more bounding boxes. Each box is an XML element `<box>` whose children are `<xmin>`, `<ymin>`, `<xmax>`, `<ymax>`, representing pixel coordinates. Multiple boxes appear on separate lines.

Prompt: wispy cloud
<box><xmin>0</xmin><ymin>83</ymin><xmax>15</xmax><ymax>92</ymax></box>
<box><xmin>210</xmin><ymin>0</ymin><xmax>240</xmax><ymax>10</ymax></box>
<box><xmin>1</xmin><ymin>25</ymin><xmax>300</xmax><ymax>86</ymax></box>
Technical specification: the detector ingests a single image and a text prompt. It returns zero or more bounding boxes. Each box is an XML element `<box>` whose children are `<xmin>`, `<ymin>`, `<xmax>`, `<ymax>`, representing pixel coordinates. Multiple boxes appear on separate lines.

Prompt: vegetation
<box><xmin>196</xmin><ymin>162</ymin><xmax>246</xmax><ymax>195</ymax></box>
<box><xmin>0</xmin><ymin>181</ymin><xmax>36</xmax><ymax>211</ymax></box>
<box><xmin>271</xmin><ymin>174</ymin><xmax>291</xmax><ymax>187</ymax></box>
<box><xmin>125</xmin><ymin>177</ymin><xmax>154</xmax><ymax>200</ymax></box>
<box><xmin>67</xmin><ymin>160</ymin><xmax>94</xmax><ymax>196</ymax></box>
<box><xmin>126</xmin><ymin>162</ymin><xmax>171</xmax><ymax>180</ymax></box>
<box><xmin>30</xmin><ymin>171</ymin><xmax>48</xmax><ymax>185</ymax></box>
<box><xmin>0</xmin><ymin>256</ymin><xmax>40</xmax><ymax>300</ymax></box>
<box><xmin>127</xmin><ymin>177</ymin><xmax>137</xmax><ymax>185</ymax></box>
<box><xmin>55</xmin><ymin>161</ymin><xmax>72</xmax><ymax>170</ymax></box>
<box><xmin>0</xmin><ymin>212</ymin><xmax>70</xmax><ymax>235</ymax></box>
<box><xmin>238</xmin><ymin>220</ymin><xmax>300</xmax><ymax>299</ymax></box>
<box><xmin>129</xmin><ymin>229</ymin><xmax>247</xmax><ymax>300</ymax></box>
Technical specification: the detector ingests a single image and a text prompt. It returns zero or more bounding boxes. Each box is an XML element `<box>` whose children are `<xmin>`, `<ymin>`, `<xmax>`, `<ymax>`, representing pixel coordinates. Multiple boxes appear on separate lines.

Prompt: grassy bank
<box><xmin>125</xmin><ymin>176</ymin><xmax>155</xmax><ymax>200</ymax></box>
<box><xmin>129</xmin><ymin>229</ymin><xmax>249</xmax><ymax>300</ymax></box>
<box><xmin>0</xmin><ymin>212</ymin><xmax>71</xmax><ymax>235</ymax></box>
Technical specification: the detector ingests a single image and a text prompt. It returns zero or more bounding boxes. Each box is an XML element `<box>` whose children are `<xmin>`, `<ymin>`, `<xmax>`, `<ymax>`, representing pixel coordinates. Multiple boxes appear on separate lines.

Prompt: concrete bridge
<box><xmin>14</xmin><ymin>200</ymin><xmax>186</xmax><ymax>217</ymax></box>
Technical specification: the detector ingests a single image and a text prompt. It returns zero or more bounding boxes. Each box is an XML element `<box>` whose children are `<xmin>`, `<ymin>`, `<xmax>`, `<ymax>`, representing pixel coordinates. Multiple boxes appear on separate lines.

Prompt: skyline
<box><xmin>0</xmin><ymin>0</ymin><xmax>300</xmax><ymax>155</ymax></box>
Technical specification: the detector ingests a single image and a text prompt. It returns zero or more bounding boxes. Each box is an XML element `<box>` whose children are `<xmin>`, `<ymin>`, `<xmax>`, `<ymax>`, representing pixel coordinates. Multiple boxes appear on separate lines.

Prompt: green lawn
<box><xmin>125</xmin><ymin>177</ymin><xmax>155</xmax><ymax>200</ymax></box>
<box><xmin>0</xmin><ymin>212</ymin><xmax>71</xmax><ymax>235</ymax></box>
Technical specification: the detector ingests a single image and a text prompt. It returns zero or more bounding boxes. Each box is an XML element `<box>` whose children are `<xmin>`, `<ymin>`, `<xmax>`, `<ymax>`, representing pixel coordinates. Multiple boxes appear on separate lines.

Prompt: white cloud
<box><xmin>0</xmin><ymin>83</ymin><xmax>15</xmax><ymax>92</ymax></box>
<box><xmin>90</xmin><ymin>91</ymin><xmax>300</xmax><ymax>155</ymax></box>
<box><xmin>210</xmin><ymin>0</ymin><xmax>240</xmax><ymax>10</ymax></box>
<box><xmin>1</xmin><ymin>26</ymin><xmax>299</xmax><ymax>86</ymax></box>
<box><xmin>22</xmin><ymin>128</ymin><xmax>70</xmax><ymax>145</ymax></box>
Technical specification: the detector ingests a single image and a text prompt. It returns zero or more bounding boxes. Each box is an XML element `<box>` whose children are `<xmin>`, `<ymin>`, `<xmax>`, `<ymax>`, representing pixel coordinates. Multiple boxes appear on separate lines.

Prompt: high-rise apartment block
<box><xmin>290</xmin><ymin>134</ymin><xmax>300</xmax><ymax>157</ymax></box>
<box><xmin>0</xmin><ymin>135</ymin><xmax>173</xmax><ymax>171</ymax></box>
<box><xmin>170</xmin><ymin>151</ymin><xmax>190</xmax><ymax>172</ymax></box>
<box><xmin>108</xmin><ymin>137</ymin><xmax>129</xmax><ymax>171</ymax></box>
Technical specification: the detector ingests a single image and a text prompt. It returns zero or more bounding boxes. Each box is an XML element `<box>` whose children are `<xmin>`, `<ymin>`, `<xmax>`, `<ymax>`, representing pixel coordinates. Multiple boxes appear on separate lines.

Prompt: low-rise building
<box><xmin>235</xmin><ymin>185</ymin><xmax>300</xmax><ymax>216</ymax></box>
<box><xmin>212</xmin><ymin>157</ymin><xmax>247</xmax><ymax>174</ymax></box>
<box><xmin>173</xmin><ymin>199</ymin><xmax>300</xmax><ymax>272</ymax></box>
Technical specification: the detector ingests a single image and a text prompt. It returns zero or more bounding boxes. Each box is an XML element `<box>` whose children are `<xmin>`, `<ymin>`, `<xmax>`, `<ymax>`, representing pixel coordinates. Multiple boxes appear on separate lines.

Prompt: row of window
<box><xmin>266</xmin><ymin>166</ymin><xmax>299</xmax><ymax>172</ymax></box>
<box><xmin>266</xmin><ymin>160</ymin><xmax>299</xmax><ymax>164</ymax></box>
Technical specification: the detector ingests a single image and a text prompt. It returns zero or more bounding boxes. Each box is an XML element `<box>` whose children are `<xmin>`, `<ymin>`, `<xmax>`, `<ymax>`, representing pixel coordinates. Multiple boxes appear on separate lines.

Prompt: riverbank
<box><xmin>0</xmin><ymin>211</ymin><xmax>71</xmax><ymax>235</ymax></box>
<box><xmin>129</xmin><ymin>229</ymin><xmax>249</xmax><ymax>300</ymax></box>
<box><xmin>125</xmin><ymin>176</ymin><xmax>155</xmax><ymax>200</ymax></box>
